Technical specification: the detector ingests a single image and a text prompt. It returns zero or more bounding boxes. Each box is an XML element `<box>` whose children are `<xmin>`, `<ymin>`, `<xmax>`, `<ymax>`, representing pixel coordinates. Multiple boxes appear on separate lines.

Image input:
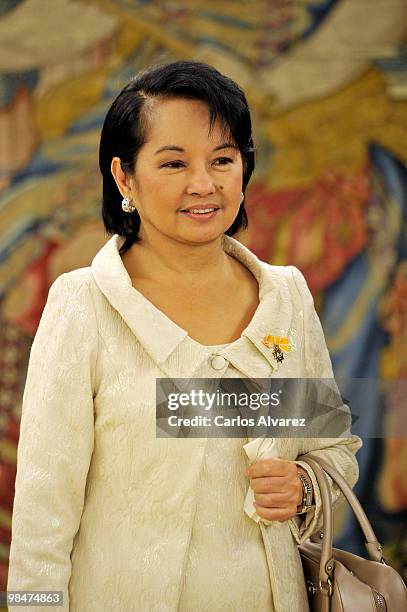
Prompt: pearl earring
<box><xmin>240</xmin><ymin>192</ymin><xmax>244</xmax><ymax>204</ymax></box>
<box><xmin>122</xmin><ymin>196</ymin><xmax>136</xmax><ymax>213</ymax></box>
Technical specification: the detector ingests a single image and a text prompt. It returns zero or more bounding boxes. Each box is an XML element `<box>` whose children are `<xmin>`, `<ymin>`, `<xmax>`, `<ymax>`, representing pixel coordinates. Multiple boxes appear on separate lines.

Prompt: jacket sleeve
<box><xmin>7</xmin><ymin>272</ymin><xmax>99</xmax><ymax>611</ymax></box>
<box><xmin>287</xmin><ymin>266</ymin><xmax>363</xmax><ymax>545</ymax></box>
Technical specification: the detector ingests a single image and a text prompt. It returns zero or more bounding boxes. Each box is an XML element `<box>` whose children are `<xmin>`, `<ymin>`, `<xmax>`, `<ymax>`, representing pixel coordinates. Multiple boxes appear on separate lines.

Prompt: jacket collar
<box><xmin>91</xmin><ymin>234</ymin><xmax>294</xmax><ymax>376</ymax></box>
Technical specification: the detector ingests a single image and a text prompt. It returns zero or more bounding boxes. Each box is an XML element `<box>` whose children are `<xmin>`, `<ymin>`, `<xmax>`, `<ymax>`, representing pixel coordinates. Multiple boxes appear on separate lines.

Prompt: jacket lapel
<box><xmin>91</xmin><ymin>234</ymin><xmax>188</xmax><ymax>365</ymax></box>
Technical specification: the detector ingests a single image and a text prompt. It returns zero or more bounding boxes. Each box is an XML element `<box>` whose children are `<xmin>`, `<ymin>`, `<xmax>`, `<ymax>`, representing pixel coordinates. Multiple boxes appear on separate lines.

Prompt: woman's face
<box><xmin>114</xmin><ymin>97</ymin><xmax>244</xmax><ymax>246</ymax></box>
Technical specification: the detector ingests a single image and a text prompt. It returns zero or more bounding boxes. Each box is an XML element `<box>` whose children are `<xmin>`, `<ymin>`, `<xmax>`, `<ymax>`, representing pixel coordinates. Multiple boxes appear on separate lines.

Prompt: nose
<box><xmin>186</xmin><ymin>165</ymin><xmax>216</xmax><ymax>196</ymax></box>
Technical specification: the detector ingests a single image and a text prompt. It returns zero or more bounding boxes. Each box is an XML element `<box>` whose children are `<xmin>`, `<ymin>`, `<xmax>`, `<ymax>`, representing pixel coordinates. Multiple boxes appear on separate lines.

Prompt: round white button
<box><xmin>211</xmin><ymin>355</ymin><xmax>227</xmax><ymax>370</ymax></box>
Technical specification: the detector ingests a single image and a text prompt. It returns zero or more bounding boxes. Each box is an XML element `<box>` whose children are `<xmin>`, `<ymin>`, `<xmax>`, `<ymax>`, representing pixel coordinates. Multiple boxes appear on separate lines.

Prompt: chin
<box><xmin>177</xmin><ymin>231</ymin><xmax>225</xmax><ymax>245</ymax></box>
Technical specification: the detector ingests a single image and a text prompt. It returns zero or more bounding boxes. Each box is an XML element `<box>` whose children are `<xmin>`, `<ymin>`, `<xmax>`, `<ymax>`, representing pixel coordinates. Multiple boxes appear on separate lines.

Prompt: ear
<box><xmin>111</xmin><ymin>157</ymin><xmax>133</xmax><ymax>197</ymax></box>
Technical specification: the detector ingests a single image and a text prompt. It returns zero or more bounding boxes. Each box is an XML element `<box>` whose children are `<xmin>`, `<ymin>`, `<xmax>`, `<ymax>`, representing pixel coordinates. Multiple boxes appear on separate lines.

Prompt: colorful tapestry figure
<box><xmin>321</xmin><ymin>143</ymin><xmax>407</xmax><ymax>575</ymax></box>
<box><xmin>0</xmin><ymin>0</ymin><xmax>406</xmax><ymax>593</ymax></box>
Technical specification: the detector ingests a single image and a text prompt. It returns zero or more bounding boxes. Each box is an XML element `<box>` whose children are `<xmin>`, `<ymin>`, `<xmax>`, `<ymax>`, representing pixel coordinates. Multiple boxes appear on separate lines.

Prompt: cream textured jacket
<box><xmin>8</xmin><ymin>234</ymin><xmax>362</xmax><ymax>612</ymax></box>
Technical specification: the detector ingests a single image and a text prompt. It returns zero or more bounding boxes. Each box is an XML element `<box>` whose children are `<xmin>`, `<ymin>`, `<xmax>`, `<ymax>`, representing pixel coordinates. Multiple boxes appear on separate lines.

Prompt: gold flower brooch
<box><xmin>262</xmin><ymin>335</ymin><xmax>292</xmax><ymax>363</ymax></box>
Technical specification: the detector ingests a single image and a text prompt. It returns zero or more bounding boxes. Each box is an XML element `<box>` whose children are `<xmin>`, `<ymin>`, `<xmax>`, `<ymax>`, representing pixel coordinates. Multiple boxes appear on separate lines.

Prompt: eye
<box><xmin>160</xmin><ymin>161</ymin><xmax>185</xmax><ymax>169</ymax></box>
<box><xmin>214</xmin><ymin>157</ymin><xmax>233</xmax><ymax>165</ymax></box>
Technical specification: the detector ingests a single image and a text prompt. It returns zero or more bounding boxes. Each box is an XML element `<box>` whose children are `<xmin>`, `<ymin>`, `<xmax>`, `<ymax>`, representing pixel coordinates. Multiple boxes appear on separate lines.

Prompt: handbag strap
<box><xmin>299</xmin><ymin>456</ymin><xmax>335</xmax><ymax>594</ymax></box>
<box><xmin>299</xmin><ymin>455</ymin><xmax>386</xmax><ymax>589</ymax></box>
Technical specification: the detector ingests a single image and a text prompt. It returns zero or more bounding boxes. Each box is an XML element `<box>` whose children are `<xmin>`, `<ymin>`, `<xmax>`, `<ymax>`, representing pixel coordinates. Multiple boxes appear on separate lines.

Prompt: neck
<box><xmin>122</xmin><ymin>229</ymin><xmax>236</xmax><ymax>287</ymax></box>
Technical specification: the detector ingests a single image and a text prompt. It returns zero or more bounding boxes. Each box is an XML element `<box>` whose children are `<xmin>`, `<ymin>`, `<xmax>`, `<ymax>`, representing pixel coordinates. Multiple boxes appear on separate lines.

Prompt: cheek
<box><xmin>225</xmin><ymin>169</ymin><xmax>243</xmax><ymax>197</ymax></box>
<box><xmin>227</xmin><ymin>161</ymin><xmax>244</xmax><ymax>188</ymax></box>
<box><xmin>137</xmin><ymin>172</ymin><xmax>175</xmax><ymax>205</ymax></box>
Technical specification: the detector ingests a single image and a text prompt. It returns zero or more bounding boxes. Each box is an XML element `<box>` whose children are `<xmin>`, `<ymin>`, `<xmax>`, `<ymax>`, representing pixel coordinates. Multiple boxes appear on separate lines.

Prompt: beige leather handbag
<box><xmin>298</xmin><ymin>455</ymin><xmax>407</xmax><ymax>611</ymax></box>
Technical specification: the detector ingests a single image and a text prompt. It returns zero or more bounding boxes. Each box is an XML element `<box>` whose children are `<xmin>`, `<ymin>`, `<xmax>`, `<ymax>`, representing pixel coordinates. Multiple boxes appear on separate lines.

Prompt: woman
<box><xmin>8</xmin><ymin>60</ymin><xmax>362</xmax><ymax>612</ymax></box>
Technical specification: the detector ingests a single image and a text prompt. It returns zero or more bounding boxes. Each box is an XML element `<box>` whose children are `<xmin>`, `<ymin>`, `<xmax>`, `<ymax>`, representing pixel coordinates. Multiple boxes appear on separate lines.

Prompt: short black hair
<box><xmin>99</xmin><ymin>59</ymin><xmax>256</xmax><ymax>255</ymax></box>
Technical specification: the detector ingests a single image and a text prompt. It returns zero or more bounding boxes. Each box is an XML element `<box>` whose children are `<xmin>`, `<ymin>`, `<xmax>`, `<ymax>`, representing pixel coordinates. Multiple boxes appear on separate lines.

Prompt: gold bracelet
<box><xmin>296</xmin><ymin>471</ymin><xmax>313</xmax><ymax>514</ymax></box>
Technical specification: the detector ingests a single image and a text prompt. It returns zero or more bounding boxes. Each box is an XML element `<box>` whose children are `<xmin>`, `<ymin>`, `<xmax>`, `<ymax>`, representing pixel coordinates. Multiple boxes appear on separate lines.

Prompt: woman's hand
<box><xmin>245</xmin><ymin>458</ymin><xmax>311</xmax><ymax>522</ymax></box>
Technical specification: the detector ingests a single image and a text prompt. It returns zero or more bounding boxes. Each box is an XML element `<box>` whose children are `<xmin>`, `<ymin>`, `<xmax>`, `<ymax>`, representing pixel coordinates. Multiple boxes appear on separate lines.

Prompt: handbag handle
<box><xmin>298</xmin><ymin>454</ymin><xmax>386</xmax><ymax>592</ymax></box>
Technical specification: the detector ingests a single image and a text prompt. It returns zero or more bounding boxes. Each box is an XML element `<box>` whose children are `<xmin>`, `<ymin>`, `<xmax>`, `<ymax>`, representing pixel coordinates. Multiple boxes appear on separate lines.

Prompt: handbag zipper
<box><xmin>372</xmin><ymin>588</ymin><xmax>386</xmax><ymax>611</ymax></box>
<box><xmin>342</xmin><ymin>570</ymin><xmax>386</xmax><ymax>611</ymax></box>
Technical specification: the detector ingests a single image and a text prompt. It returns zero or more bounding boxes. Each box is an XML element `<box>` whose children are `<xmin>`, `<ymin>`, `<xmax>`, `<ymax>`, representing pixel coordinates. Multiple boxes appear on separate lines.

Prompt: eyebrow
<box><xmin>154</xmin><ymin>142</ymin><xmax>239</xmax><ymax>156</ymax></box>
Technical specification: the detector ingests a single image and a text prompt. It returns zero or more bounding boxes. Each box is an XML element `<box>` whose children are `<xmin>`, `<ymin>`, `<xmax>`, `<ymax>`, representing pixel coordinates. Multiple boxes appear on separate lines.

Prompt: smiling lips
<box><xmin>180</xmin><ymin>205</ymin><xmax>220</xmax><ymax>219</ymax></box>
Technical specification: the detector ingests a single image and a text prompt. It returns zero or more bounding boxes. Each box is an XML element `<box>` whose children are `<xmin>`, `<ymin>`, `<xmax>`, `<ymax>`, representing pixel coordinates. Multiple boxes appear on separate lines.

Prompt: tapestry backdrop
<box><xmin>0</xmin><ymin>0</ymin><xmax>406</xmax><ymax>593</ymax></box>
